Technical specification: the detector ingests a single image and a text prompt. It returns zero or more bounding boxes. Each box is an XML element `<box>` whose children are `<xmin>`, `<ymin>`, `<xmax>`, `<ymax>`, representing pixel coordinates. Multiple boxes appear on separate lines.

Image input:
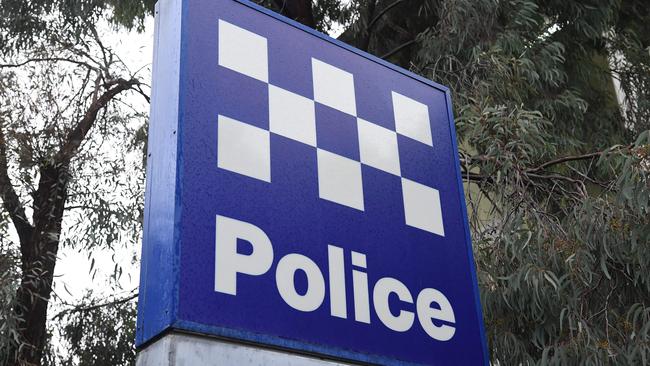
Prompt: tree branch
<box><xmin>527</xmin><ymin>145</ymin><xmax>632</xmax><ymax>173</ymax></box>
<box><xmin>0</xmin><ymin>117</ymin><xmax>34</xmax><ymax>247</ymax></box>
<box><xmin>460</xmin><ymin>166</ymin><xmax>493</xmax><ymax>184</ymax></box>
<box><xmin>527</xmin><ymin>172</ymin><xmax>583</xmax><ymax>185</ymax></box>
<box><xmin>135</xmin><ymin>84</ymin><xmax>151</xmax><ymax>104</ymax></box>
<box><xmin>52</xmin><ymin>292</ymin><xmax>138</xmax><ymax>320</ymax></box>
<box><xmin>358</xmin><ymin>0</ymin><xmax>378</xmax><ymax>52</ymax></box>
<box><xmin>55</xmin><ymin>78</ymin><xmax>139</xmax><ymax>164</ymax></box>
<box><xmin>527</xmin><ymin>152</ymin><xmax>602</xmax><ymax>173</ymax></box>
<box><xmin>367</xmin><ymin>0</ymin><xmax>405</xmax><ymax>32</ymax></box>
<box><xmin>0</xmin><ymin>57</ymin><xmax>98</xmax><ymax>72</ymax></box>
<box><xmin>381</xmin><ymin>39</ymin><xmax>416</xmax><ymax>60</ymax></box>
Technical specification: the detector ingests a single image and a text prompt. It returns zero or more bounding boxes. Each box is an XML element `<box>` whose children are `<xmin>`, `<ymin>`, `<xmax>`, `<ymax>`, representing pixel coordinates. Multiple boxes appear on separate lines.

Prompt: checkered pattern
<box><xmin>216</xmin><ymin>19</ymin><xmax>445</xmax><ymax>237</ymax></box>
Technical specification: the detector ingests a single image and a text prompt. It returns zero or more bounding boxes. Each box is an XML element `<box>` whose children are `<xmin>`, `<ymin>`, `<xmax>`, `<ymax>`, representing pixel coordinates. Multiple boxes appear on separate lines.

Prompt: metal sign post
<box><xmin>136</xmin><ymin>0</ymin><xmax>489</xmax><ymax>364</ymax></box>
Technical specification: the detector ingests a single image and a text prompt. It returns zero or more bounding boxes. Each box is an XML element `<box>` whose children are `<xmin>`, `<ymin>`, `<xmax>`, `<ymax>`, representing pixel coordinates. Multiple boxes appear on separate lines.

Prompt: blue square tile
<box><xmin>355</xmin><ymin>74</ymin><xmax>396</xmax><ymax>131</ymax></box>
<box><xmin>268</xmin><ymin>38</ymin><xmax>313</xmax><ymax>98</ymax></box>
<box><xmin>315</xmin><ymin>103</ymin><xmax>359</xmax><ymax>160</ymax></box>
<box><xmin>216</xmin><ymin>66</ymin><xmax>269</xmax><ymax>130</ymax></box>
<box><xmin>398</xmin><ymin>135</ymin><xmax>455</xmax><ymax>188</ymax></box>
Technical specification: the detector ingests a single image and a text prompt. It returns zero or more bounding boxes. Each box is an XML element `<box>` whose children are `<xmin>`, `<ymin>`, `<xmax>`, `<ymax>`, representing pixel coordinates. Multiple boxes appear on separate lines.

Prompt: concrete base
<box><xmin>136</xmin><ymin>333</ymin><xmax>356</xmax><ymax>366</ymax></box>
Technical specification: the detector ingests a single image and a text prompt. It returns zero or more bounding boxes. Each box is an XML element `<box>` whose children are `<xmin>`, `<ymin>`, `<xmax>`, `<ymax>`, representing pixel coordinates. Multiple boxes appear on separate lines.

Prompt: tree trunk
<box><xmin>9</xmin><ymin>164</ymin><xmax>68</xmax><ymax>366</ymax></box>
<box><xmin>0</xmin><ymin>76</ymin><xmax>136</xmax><ymax>366</ymax></box>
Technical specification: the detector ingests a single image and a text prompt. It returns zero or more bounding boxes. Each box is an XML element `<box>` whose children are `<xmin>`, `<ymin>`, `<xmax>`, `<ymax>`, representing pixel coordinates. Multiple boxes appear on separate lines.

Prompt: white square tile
<box><xmin>218</xmin><ymin>20</ymin><xmax>268</xmax><ymax>82</ymax></box>
<box><xmin>269</xmin><ymin>85</ymin><xmax>316</xmax><ymax>146</ymax></box>
<box><xmin>312</xmin><ymin>58</ymin><xmax>357</xmax><ymax>116</ymax></box>
<box><xmin>392</xmin><ymin>92</ymin><xmax>433</xmax><ymax>146</ymax></box>
<box><xmin>401</xmin><ymin>178</ymin><xmax>444</xmax><ymax>236</ymax></box>
<box><xmin>218</xmin><ymin>115</ymin><xmax>270</xmax><ymax>182</ymax></box>
<box><xmin>317</xmin><ymin>149</ymin><xmax>364</xmax><ymax>211</ymax></box>
<box><xmin>357</xmin><ymin>118</ymin><xmax>400</xmax><ymax>176</ymax></box>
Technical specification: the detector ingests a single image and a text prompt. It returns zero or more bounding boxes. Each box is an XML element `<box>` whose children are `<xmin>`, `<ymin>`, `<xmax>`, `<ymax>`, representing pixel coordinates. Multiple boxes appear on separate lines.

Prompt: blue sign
<box><xmin>137</xmin><ymin>0</ymin><xmax>488</xmax><ymax>364</ymax></box>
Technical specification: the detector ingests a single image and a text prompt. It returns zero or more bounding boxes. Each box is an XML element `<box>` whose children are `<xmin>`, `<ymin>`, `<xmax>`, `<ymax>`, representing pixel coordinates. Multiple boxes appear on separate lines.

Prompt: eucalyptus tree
<box><xmin>46</xmin><ymin>291</ymin><xmax>138</xmax><ymax>366</ymax></box>
<box><xmin>410</xmin><ymin>1</ymin><xmax>650</xmax><ymax>363</ymax></box>
<box><xmin>0</xmin><ymin>18</ymin><xmax>148</xmax><ymax>366</ymax></box>
<box><xmin>0</xmin><ymin>0</ymin><xmax>155</xmax><ymax>52</ymax></box>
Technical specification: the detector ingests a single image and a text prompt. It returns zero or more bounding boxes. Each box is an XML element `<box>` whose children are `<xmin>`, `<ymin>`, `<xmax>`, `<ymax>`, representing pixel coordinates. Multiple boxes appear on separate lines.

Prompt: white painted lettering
<box><xmin>214</xmin><ymin>215</ymin><xmax>274</xmax><ymax>295</ymax></box>
<box><xmin>373</xmin><ymin>277</ymin><xmax>415</xmax><ymax>332</ymax></box>
<box><xmin>328</xmin><ymin>245</ymin><xmax>347</xmax><ymax>318</ymax></box>
<box><xmin>213</xmin><ymin>214</ymin><xmax>457</xmax><ymax>341</ymax></box>
<box><xmin>276</xmin><ymin>254</ymin><xmax>326</xmax><ymax>312</ymax></box>
<box><xmin>416</xmin><ymin>288</ymin><xmax>456</xmax><ymax>341</ymax></box>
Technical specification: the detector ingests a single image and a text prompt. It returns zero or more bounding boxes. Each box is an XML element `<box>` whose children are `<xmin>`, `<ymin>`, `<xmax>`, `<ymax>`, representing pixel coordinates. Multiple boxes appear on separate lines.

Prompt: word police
<box><xmin>215</xmin><ymin>215</ymin><xmax>456</xmax><ymax>341</ymax></box>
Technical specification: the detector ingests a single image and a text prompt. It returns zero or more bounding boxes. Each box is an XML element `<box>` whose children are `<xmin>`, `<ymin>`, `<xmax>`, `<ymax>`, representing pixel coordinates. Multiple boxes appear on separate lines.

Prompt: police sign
<box><xmin>137</xmin><ymin>0</ymin><xmax>489</xmax><ymax>364</ymax></box>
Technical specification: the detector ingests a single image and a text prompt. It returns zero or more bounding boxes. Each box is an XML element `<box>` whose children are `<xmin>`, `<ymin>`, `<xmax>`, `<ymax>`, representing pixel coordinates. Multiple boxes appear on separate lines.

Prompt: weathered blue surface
<box><xmin>137</xmin><ymin>0</ymin><xmax>488</xmax><ymax>364</ymax></box>
<box><xmin>135</xmin><ymin>0</ymin><xmax>182</xmax><ymax>346</ymax></box>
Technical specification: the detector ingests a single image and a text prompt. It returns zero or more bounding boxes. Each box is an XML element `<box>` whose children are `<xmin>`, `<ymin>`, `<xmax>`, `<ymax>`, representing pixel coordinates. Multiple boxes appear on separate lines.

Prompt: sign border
<box><xmin>137</xmin><ymin>0</ymin><xmax>489</xmax><ymax>364</ymax></box>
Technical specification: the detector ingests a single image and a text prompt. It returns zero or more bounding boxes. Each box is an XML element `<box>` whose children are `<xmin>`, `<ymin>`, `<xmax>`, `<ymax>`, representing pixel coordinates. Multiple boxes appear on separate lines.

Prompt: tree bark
<box><xmin>11</xmin><ymin>163</ymin><xmax>68</xmax><ymax>365</ymax></box>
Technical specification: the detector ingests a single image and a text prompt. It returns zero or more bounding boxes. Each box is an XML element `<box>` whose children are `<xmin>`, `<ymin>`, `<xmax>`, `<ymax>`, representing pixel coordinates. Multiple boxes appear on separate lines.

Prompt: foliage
<box><xmin>0</xmin><ymin>0</ymin><xmax>156</xmax><ymax>53</ymax></box>
<box><xmin>0</xmin><ymin>23</ymin><xmax>147</xmax><ymax>257</ymax></box>
<box><xmin>50</xmin><ymin>292</ymin><xmax>137</xmax><ymax>366</ymax></box>
<box><xmin>397</xmin><ymin>0</ymin><xmax>650</xmax><ymax>363</ymax></box>
<box><xmin>0</xmin><ymin>12</ymin><xmax>147</xmax><ymax>366</ymax></box>
<box><xmin>0</xmin><ymin>243</ymin><xmax>19</xmax><ymax>366</ymax></box>
<box><xmin>254</xmin><ymin>0</ymin><xmax>351</xmax><ymax>33</ymax></box>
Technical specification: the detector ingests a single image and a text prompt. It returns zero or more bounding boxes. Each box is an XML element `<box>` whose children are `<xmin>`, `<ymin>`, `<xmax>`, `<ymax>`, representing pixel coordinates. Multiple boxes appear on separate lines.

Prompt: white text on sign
<box><xmin>214</xmin><ymin>215</ymin><xmax>456</xmax><ymax>341</ymax></box>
